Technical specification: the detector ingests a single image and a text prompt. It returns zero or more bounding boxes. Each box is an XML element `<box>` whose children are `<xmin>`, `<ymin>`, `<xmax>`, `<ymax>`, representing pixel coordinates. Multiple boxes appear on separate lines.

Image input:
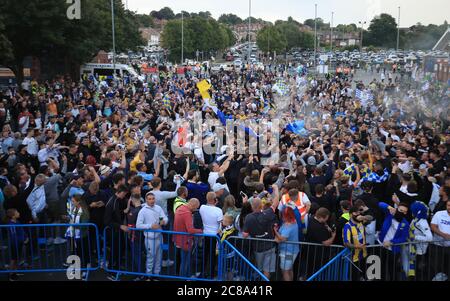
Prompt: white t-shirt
<box><xmin>199</xmin><ymin>205</ymin><xmax>223</xmax><ymax>235</ymax></box>
<box><xmin>22</xmin><ymin>137</ymin><xmax>39</xmax><ymax>156</ymax></box>
<box><xmin>208</xmin><ymin>172</ymin><xmax>220</xmax><ymax>189</ymax></box>
<box><xmin>431</xmin><ymin>210</ymin><xmax>450</xmax><ymax>247</ymax></box>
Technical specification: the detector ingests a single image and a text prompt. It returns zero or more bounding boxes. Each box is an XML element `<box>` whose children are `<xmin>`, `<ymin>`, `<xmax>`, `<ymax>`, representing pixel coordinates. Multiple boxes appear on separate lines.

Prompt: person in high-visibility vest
<box><xmin>278</xmin><ymin>188</ymin><xmax>311</xmax><ymax>238</ymax></box>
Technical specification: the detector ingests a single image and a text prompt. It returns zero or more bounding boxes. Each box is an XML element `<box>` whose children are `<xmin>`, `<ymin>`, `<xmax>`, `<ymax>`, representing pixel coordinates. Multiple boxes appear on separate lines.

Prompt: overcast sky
<box><xmin>125</xmin><ymin>0</ymin><xmax>449</xmax><ymax>27</ymax></box>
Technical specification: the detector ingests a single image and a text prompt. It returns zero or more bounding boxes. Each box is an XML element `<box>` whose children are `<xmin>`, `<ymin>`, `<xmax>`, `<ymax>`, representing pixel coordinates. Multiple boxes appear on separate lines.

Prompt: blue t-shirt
<box><xmin>279</xmin><ymin>223</ymin><xmax>300</xmax><ymax>255</ymax></box>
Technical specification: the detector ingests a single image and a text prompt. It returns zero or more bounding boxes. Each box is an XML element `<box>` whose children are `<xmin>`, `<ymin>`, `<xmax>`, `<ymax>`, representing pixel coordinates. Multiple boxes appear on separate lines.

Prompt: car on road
<box><xmin>234</xmin><ymin>59</ymin><xmax>242</xmax><ymax>67</ymax></box>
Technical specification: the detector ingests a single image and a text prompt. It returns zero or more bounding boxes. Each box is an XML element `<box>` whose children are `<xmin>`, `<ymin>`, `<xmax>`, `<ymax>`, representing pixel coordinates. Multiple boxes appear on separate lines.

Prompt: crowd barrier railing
<box><xmin>0</xmin><ymin>223</ymin><xmax>101</xmax><ymax>281</ymax></box>
<box><xmin>308</xmin><ymin>239</ymin><xmax>450</xmax><ymax>281</ymax></box>
<box><xmin>362</xmin><ymin>240</ymin><xmax>450</xmax><ymax>281</ymax></box>
<box><xmin>219</xmin><ymin>240</ymin><xmax>269</xmax><ymax>281</ymax></box>
<box><xmin>227</xmin><ymin>236</ymin><xmax>345</xmax><ymax>281</ymax></box>
<box><xmin>306</xmin><ymin>249</ymin><xmax>351</xmax><ymax>281</ymax></box>
<box><xmin>6</xmin><ymin>224</ymin><xmax>445</xmax><ymax>281</ymax></box>
<box><xmin>103</xmin><ymin>227</ymin><xmax>226</xmax><ymax>281</ymax></box>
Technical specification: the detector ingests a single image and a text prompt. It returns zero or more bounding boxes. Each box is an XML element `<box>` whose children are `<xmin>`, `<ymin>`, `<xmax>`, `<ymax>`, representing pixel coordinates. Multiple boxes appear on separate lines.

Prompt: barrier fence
<box><xmin>219</xmin><ymin>240</ymin><xmax>269</xmax><ymax>281</ymax></box>
<box><xmin>227</xmin><ymin>237</ymin><xmax>345</xmax><ymax>281</ymax></box>
<box><xmin>363</xmin><ymin>240</ymin><xmax>450</xmax><ymax>281</ymax></box>
<box><xmin>1</xmin><ymin>223</ymin><xmax>449</xmax><ymax>282</ymax></box>
<box><xmin>307</xmin><ymin>240</ymin><xmax>450</xmax><ymax>281</ymax></box>
<box><xmin>307</xmin><ymin>249</ymin><xmax>351</xmax><ymax>281</ymax></box>
<box><xmin>0</xmin><ymin>223</ymin><xmax>101</xmax><ymax>280</ymax></box>
<box><xmin>103</xmin><ymin>227</ymin><xmax>238</xmax><ymax>281</ymax></box>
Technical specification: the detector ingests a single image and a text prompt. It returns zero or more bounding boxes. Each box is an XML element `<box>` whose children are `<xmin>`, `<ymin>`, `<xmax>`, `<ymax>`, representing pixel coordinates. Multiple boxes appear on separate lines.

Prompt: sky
<box><xmin>125</xmin><ymin>0</ymin><xmax>449</xmax><ymax>27</ymax></box>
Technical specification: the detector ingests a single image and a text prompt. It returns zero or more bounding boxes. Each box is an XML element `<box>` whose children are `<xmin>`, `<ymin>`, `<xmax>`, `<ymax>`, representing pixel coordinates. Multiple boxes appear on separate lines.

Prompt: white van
<box><xmin>80</xmin><ymin>63</ymin><xmax>144</xmax><ymax>81</ymax></box>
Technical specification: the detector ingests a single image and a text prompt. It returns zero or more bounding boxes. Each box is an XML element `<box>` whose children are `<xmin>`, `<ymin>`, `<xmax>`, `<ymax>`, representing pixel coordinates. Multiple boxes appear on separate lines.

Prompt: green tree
<box><xmin>161</xmin><ymin>19</ymin><xmax>194</xmax><ymax>63</ymax></box>
<box><xmin>304</xmin><ymin>18</ymin><xmax>325</xmax><ymax>29</ymax></box>
<box><xmin>198</xmin><ymin>11</ymin><xmax>212</xmax><ymax>19</ymax></box>
<box><xmin>403</xmin><ymin>22</ymin><xmax>448</xmax><ymax>50</ymax></box>
<box><xmin>364</xmin><ymin>13</ymin><xmax>397</xmax><ymax>48</ymax></box>
<box><xmin>0</xmin><ymin>16</ymin><xmax>13</xmax><ymax>65</ymax></box>
<box><xmin>161</xmin><ymin>16</ymin><xmax>234</xmax><ymax>63</ymax></box>
<box><xmin>158</xmin><ymin>7</ymin><xmax>175</xmax><ymax>20</ymax></box>
<box><xmin>135</xmin><ymin>14</ymin><xmax>154</xmax><ymax>27</ymax></box>
<box><xmin>1</xmin><ymin>0</ymin><xmax>143</xmax><ymax>83</ymax></box>
<box><xmin>223</xmin><ymin>25</ymin><xmax>237</xmax><ymax>46</ymax></box>
<box><xmin>347</xmin><ymin>23</ymin><xmax>358</xmax><ymax>32</ymax></box>
<box><xmin>256</xmin><ymin>25</ymin><xmax>287</xmax><ymax>53</ymax></box>
<box><xmin>276</xmin><ymin>21</ymin><xmax>301</xmax><ymax>50</ymax></box>
<box><xmin>299</xmin><ymin>31</ymin><xmax>314</xmax><ymax>49</ymax></box>
<box><xmin>271</xmin><ymin>18</ymin><xmax>314</xmax><ymax>51</ymax></box>
<box><xmin>175</xmin><ymin>11</ymin><xmax>190</xmax><ymax>19</ymax></box>
<box><xmin>218</xmin><ymin>14</ymin><xmax>243</xmax><ymax>25</ymax></box>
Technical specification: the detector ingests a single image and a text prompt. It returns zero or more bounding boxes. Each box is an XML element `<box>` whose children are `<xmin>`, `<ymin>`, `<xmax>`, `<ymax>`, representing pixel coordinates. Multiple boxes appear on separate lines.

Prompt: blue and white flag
<box><xmin>422</xmin><ymin>81</ymin><xmax>430</xmax><ymax>91</ymax></box>
<box><xmin>285</xmin><ymin>120</ymin><xmax>308</xmax><ymax>136</ymax></box>
<box><xmin>273</xmin><ymin>79</ymin><xmax>289</xmax><ymax>96</ymax></box>
<box><xmin>355</xmin><ymin>89</ymin><xmax>374</xmax><ymax>105</ymax></box>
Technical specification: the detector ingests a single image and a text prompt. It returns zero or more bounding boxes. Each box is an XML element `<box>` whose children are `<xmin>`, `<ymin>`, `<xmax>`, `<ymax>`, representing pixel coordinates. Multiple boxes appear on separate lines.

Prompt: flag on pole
<box><xmin>162</xmin><ymin>94</ymin><xmax>172</xmax><ymax>110</ymax></box>
<box><xmin>285</xmin><ymin>120</ymin><xmax>308</xmax><ymax>136</ymax></box>
<box><xmin>273</xmin><ymin>79</ymin><xmax>289</xmax><ymax>96</ymax></box>
<box><xmin>197</xmin><ymin>79</ymin><xmax>212</xmax><ymax>100</ymax></box>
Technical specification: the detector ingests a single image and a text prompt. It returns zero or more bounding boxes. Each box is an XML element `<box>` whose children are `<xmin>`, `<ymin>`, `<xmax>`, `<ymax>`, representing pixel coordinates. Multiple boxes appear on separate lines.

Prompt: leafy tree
<box><xmin>266</xmin><ymin>18</ymin><xmax>314</xmax><ymax>51</ymax></box>
<box><xmin>158</xmin><ymin>7</ymin><xmax>175</xmax><ymax>20</ymax></box>
<box><xmin>223</xmin><ymin>25</ymin><xmax>237</xmax><ymax>46</ymax></box>
<box><xmin>175</xmin><ymin>11</ymin><xmax>190</xmax><ymax>19</ymax></box>
<box><xmin>299</xmin><ymin>31</ymin><xmax>314</xmax><ymax>49</ymax></box>
<box><xmin>304</xmin><ymin>18</ymin><xmax>325</xmax><ymax>29</ymax></box>
<box><xmin>161</xmin><ymin>16</ymin><xmax>234</xmax><ymax>63</ymax></box>
<box><xmin>276</xmin><ymin>21</ymin><xmax>302</xmax><ymax>50</ymax></box>
<box><xmin>0</xmin><ymin>16</ymin><xmax>13</xmax><ymax>65</ymax></box>
<box><xmin>347</xmin><ymin>23</ymin><xmax>358</xmax><ymax>32</ymax></box>
<box><xmin>161</xmin><ymin>19</ymin><xmax>194</xmax><ymax>63</ymax></box>
<box><xmin>198</xmin><ymin>11</ymin><xmax>212</xmax><ymax>19</ymax></box>
<box><xmin>218</xmin><ymin>14</ymin><xmax>243</xmax><ymax>25</ymax></box>
<box><xmin>135</xmin><ymin>14</ymin><xmax>154</xmax><ymax>27</ymax></box>
<box><xmin>336</xmin><ymin>24</ymin><xmax>358</xmax><ymax>33</ymax></box>
<box><xmin>403</xmin><ymin>22</ymin><xmax>448</xmax><ymax>49</ymax></box>
<box><xmin>342</xmin><ymin>45</ymin><xmax>360</xmax><ymax>51</ymax></box>
<box><xmin>256</xmin><ymin>25</ymin><xmax>287</xmax><ymax>53</ymax></box>
<box><xmin>364</xmin><ymin>13</ymin><xmax>397</xmax><ymax>48</ymax></box>
<box><xmin>0</xmin><ymin>0</ymin><xmax>143</xmax><ymax>83</ymax></box>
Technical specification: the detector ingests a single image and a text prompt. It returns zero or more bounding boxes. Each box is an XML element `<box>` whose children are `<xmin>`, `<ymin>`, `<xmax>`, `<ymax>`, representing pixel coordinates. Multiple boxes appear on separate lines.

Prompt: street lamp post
<box><xmin>314</xmin><ymin>4</ymin><xmax>317</xmax><ymax>70</ymax></box>
<box><xmin>397</xmin><ymin>6</ymin><xmax>401</xmax><ymax>51</ymax></box>
<box><xmin>329</xmin><ymin>11</ymin><xmax>334</xmax><ymax>72</ymax></box>
<box><xmin>358</xmin><ymin>21</ymin><xmax>366</xmax><ymax>53</ymax></box>
<box><xmin>111</xmin><ymin>0</ymin><xmax>116</xmax><ymax>81</ymax></box>
<box><xmin>248</xmin><ymin>0</ymin><xmax>251</xmax><ymax>64</ymax></box>
<box><xmin>181</xmin><ymin>11</ymin><xmax>184</xmax><ymax>65</ymax></box>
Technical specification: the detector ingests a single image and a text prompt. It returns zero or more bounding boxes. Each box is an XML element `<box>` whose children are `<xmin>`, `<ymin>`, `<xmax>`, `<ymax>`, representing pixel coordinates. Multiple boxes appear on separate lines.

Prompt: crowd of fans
<box><xmin>0</xmin><ymin>60</ymin><xmax>449</xmax><ymax>281</ymax></box>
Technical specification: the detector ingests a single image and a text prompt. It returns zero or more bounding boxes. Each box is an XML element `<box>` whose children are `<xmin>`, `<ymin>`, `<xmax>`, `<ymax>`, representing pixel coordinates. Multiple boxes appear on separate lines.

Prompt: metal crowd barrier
<box><xmin>308</xmin><ymin>240</ymin><xmax>450</xmax><ymax>281</ymax></box>
<box><xmin>227</xmin><ymin>237</ymin><xmax>345</xmax><ymax>281</ymax></box>
<box><xmin>0</xmin><ymin>223</ymin><xmax>101</xmax><ymax>281</ymax></box>
<box><xmin>307</xmin><ymin>249</ymin><xmax>351</xmax><ymax>281</ymax></box>
<box><xmin>103</xmin><ymin>227</ymin><xmax>225</xmax><ymax>281</ymax></box>
<box><xmin>219</xmin><ymin>240</ymin><xmax>269</xmax><ymax>281</ymax></box>
<box><xmin>363</xmin><ymin>240</ymin><xmax>450</xmax><ymax>281</ymax></box>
